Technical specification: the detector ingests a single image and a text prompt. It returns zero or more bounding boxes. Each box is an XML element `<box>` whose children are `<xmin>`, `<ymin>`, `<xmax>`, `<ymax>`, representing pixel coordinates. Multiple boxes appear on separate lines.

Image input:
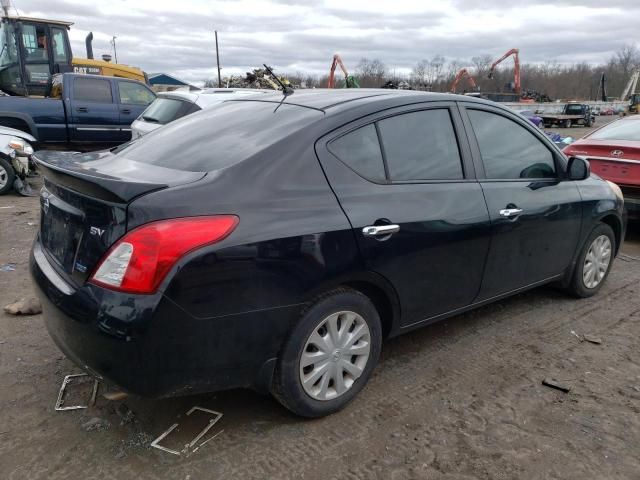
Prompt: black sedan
<box><xmin>31</xmin><ymin>90</ymin><xmax>626</xmax><ymax>418</ymax></box>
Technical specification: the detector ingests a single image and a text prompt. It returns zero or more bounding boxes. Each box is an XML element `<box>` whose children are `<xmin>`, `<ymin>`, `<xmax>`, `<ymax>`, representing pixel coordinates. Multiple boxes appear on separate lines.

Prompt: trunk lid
<box><xmin>34</xmin><ymin>150</ymin><xmax>206</xmax><ymax>285</ymax></box>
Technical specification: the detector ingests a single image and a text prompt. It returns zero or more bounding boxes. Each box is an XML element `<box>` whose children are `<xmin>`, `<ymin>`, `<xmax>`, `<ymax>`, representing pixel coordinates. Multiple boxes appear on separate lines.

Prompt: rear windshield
<box><xmin>118</xmin><ymin>100</ymin><xmax>321</xmax><ymax>172</ymax></box>
<box><xmin>140</xmin><ymin>97</ymin><xmax>188</xmax><ymax>125</ymax></box>
<box><xmin>590</xmin><ymin>119</ymin><xmax>640</xmax><ymax>141</ymax></box>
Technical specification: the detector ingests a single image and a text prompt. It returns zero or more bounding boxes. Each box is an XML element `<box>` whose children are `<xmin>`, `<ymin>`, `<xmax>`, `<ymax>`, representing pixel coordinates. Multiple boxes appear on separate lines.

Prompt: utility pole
<box><xmin>111</xmin><ymin>36</ymin><xmax>118</xmax><ymax>63</ymax></box>
<box><xmin>215</xmin><ymin>30</ymin><xmax>221</xmax><ymax>88</ymax></box>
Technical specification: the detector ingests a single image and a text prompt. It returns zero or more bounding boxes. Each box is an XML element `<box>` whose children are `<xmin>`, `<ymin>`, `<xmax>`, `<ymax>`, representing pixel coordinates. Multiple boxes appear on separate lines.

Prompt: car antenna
<box><xmin>263</xmin><ymin>64</ymin><xmax>294</xmax><ymax>96</ymax></box>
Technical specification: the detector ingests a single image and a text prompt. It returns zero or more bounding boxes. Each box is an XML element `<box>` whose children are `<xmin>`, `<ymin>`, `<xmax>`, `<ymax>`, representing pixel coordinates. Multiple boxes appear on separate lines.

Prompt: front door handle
<box><xmin>362</xmin><ymin>224</ymin><xmax>400</xmax><ymax>237</ymax></box>
<box><xmin>499</xmin><ymin>208</ymin><xmax>523</xmax><ymax>218</ymax></box>
<box><xmin>121</xmin><ymin>109</ymin><xmax>131</xmax><ymax>114</ymax></box>
<box><xmin>76</xmin><ymin>107</ymin><xmax>88</xmax><ymax>113</ymax></box>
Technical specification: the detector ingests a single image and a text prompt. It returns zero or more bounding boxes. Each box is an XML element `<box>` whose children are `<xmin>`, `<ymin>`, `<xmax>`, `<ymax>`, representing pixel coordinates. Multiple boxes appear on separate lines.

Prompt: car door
<box><xmin>459</xmin><ymin>103</ymin><xmax>583</xmax><ymax>300</ymax></box>
<box><xmin>316</xmin><ymin>103</ymin><xmax>491</xmax><ymax>327</ymax></box>
<box><xmin>116</xmin><ymin>80</ymin><xmax>156</xmax><ymax>142</ymax></box>
<box><xmin>68</xmin><ymin>76</ymin><xmax>121</xmax><ymax>144</ymax></box>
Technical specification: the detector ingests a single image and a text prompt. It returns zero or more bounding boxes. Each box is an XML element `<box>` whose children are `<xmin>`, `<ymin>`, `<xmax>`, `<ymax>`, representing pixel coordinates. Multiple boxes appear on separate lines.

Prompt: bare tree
<box><xmin>471</xmin><ymin>54</ymin><xmax>493</xmax><ymax>78</ymax></box>
<box><xmin>615</xmin><ymin>44</ymin><xmax>640</xmax><ymax>76</ymax></box>
<box><xmin>355</xmin><ymin>58</ymin><xmax>387</xmax><ymax>87</ymax></box>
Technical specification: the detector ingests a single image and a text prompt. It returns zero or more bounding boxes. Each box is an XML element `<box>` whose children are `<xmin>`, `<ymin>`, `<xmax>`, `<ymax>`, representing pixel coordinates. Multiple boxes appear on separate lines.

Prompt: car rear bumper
<box><xmin>30</xmin><ymin>238</ymin><xmax>297</xmax><ymax>397</ymax></box>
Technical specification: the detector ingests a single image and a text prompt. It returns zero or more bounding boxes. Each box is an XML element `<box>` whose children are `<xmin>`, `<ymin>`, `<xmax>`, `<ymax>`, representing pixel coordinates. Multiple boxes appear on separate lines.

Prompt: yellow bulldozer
<box><xmin>0</xmin><ymin>8</ymin><xmax>146</xmax><ymax>96</ymax></box>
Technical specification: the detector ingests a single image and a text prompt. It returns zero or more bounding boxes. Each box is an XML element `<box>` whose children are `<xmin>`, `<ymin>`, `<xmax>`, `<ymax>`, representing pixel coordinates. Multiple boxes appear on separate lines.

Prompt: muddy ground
<box><xmin>1</xmin><ymin>117</ymin><xmax>639</xmax><ymax>479</ymax></box>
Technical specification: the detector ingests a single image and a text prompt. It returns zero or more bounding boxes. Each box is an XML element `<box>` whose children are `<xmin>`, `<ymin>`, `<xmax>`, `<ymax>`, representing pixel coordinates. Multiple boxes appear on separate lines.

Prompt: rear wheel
<box><xmin>272</xmin><ymin>288</ymin><xmax>382</xmax><ymax>418</ymax></box>
<box><xmin>566</xmin><ymin>223</ymin><xmax>615</xmax><ymax>297</ymax></box>
<box><xmin>563</xmin><ymin>119</ymin><xmax>572</xmax><ymax>128</ymax></box>
<box><xmin>0</xmin><ymin>157</ymin><xmax>15</xmax><ymax>195</ymax></box>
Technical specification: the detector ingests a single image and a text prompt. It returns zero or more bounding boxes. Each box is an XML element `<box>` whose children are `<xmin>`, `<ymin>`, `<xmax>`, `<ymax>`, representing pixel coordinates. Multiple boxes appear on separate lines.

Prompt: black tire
<box><xmin>566</xmin><ymin>223</ymin><xmax>616</xmax><ymax>298</ymax></box>
<box><xmin>0</xmin><ymin>156</ymin><xmax>15</xmax><ymax>195</ymax></box>
<box><xmin>272</xmin><ymin>288</ymin><xmax>382</xmax><ymax>418</ymax></box>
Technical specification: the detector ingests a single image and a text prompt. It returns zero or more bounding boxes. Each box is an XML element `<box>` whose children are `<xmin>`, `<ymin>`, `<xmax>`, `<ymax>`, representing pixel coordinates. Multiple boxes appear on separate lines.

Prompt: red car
<box><xmin>564</xmin><ymin>116</ymin><xmax>640</xmax><ymax>219</ymax></box>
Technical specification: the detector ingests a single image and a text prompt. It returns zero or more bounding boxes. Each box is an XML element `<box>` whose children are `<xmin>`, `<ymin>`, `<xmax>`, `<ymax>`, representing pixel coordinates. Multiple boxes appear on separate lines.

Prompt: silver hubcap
<box><xmin>299</xmin><ymin>311</ymin><xmax>371</xmax><ymax>401</ymax></box>
<box><xmin>583</xmin><ymin>235</ymin><xmax>612</xmax><ymax>289</ymax></box>
<box><xmin>0</xmin><ymin>165</ymin><xmax>7</xmax><ymax>189</ymax></box>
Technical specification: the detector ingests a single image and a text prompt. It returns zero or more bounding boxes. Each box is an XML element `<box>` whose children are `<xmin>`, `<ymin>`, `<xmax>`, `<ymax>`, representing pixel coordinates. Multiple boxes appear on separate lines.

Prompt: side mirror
<box><xmin>567</xmin><ymin>156</ymin><xmax>590</xmax><ymax>181</ymax></box>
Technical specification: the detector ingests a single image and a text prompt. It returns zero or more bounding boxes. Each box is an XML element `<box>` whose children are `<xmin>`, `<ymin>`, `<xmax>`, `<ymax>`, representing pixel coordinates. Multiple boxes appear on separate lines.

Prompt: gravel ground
<box><xmin>1</xmin><ymin>116</ymin><xmax>639</xmax><ymax>479</ymax></box>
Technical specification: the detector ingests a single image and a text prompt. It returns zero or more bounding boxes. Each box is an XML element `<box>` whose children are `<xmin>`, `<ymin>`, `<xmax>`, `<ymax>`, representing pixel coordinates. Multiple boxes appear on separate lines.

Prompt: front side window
<box><xmin>118</xmin><ymin>82</ymin><xmax>155</xmax><ymax>105</ymax></box>
<box><xmin>22</xmin><ymin>24</ymin><xmax>48</xmax><ymax>62</ymax></box>
<box><xmin>73</xmin><ymin>77</ymin><xmax>113</xmax><ymax>103</ymax></box>
<box><xmin>328</xmin><ymin>124</ymin><xmax>386</xmax><ymax>182</ymax></box>
<box><xmin>51</xmin><ymin>28</ymin><xmax>69</xmax><ymax>63</ymax></box>
<box><xmin>0</xmin><ymin>22</ymin><xmax>19</xmax><ymax>67</ymax></box>
<box><xmin>468</xmin><ymin>109</ymin><xmax>556</xmax><ymax>179</ymax></box>
<box><xmin>377</xmin><ymin>109</ymin><xmax>463</xmax><ymax>181</ymax></box>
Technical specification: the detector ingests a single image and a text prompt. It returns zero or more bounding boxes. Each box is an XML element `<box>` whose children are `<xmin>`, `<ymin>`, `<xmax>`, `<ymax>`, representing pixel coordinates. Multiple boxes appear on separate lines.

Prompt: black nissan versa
<box><xmin>30</xmin><ymin>89</ymin><xmax>626</xmax><ymax>418</ymax></box>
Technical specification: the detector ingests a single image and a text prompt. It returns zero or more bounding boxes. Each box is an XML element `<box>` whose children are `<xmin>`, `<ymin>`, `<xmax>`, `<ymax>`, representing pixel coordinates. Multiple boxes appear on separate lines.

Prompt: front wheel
<box><xmin>272</xmin><ymin>288</ymin><xmax>382</xmax><ymax>418</ymax></box>
<box><xmin>566</xmin><ymin>223</ymin><xmax>615</xmax><ymax>298</ymax></box>
<box><xmin>0</xmin><ymin>156</ymin><xmax>15</xmax><ymax>195</ymax></box>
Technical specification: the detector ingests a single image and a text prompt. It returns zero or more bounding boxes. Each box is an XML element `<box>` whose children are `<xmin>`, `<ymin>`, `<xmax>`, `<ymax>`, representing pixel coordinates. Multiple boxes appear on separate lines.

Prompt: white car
<box><xmin>131</xmin><ymin>88</ymin><xmax>269</xmax><ymax>138</ymax></box>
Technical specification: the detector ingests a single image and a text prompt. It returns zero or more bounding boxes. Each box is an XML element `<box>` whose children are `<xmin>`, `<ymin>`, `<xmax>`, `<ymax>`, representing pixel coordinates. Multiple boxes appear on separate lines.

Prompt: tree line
<box><xmin>208</xmin><ymin>44</ymin><xmax>640</xmax><ymax>101</ymax></box>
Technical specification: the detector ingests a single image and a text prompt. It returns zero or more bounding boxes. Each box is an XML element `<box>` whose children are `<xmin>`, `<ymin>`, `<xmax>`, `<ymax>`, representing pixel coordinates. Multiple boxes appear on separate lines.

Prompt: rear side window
<box><xmin>328</xmin><ymin>124</ymin><xmax>386</xmax><ymax>182</ymax></box>
<box><xmin>468</xmin><ymin>109</ymin><xmax>556</xmax><ymax>179</ymax></box>
<box><xmin>141</xmin><ymin>98</ymin><xmax>190</xmax><ymax>125</ymax></box>
<box><xmin>73</xmin><ymin>77</ymin><xmax>113</xmax><ymax>103</ymax></box>
<box><xmin>118</xmin><ymin>82</ymin><xmax>155</xmax><ymax>105</ymax></box>
<box><xmin>378</xmin><ymin>109</ymin><xmax>463</xmax><ymax>181</ymax></box>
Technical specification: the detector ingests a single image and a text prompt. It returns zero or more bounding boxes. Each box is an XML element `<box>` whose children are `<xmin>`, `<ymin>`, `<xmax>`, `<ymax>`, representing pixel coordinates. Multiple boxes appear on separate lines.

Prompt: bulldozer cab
<box><xmin>0</xmin><ymin>16</ymin><xmax>73</xmax><ymax>96</ymax></box>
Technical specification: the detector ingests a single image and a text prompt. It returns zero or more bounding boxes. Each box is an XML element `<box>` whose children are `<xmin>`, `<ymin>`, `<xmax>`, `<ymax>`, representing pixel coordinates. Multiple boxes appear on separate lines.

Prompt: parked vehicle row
<box><xmin>30</xmin><ymin>89</ymin><xmax>626</xmax><ymax>418</ymax></box>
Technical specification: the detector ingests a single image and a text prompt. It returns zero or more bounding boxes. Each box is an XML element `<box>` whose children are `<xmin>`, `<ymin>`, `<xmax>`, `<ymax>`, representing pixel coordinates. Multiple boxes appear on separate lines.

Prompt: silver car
<box><xmin>131</xmin><ymin>88</ymin><xmax>269</xmax><ymax>138</ymax></box>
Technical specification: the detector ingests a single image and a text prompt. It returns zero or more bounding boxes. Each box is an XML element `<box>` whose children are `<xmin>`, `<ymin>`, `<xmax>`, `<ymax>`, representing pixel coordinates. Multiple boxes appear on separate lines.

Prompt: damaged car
<box><xmin>0</xmin><ymin>126</ymin><xmax>36</xmax><ymax>196</ymax></box>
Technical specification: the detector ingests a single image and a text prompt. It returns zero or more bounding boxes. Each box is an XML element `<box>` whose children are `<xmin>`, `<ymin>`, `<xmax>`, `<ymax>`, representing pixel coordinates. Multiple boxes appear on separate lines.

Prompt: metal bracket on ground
<box><xmin>150</xmin><ymin>406</ymin><xmax>223</xmax><ymax>456</ymax></box>
<box><xmin>55</xmin><ymin>374</ymin><xmax>99</xmax><ymax>411</ymax></box>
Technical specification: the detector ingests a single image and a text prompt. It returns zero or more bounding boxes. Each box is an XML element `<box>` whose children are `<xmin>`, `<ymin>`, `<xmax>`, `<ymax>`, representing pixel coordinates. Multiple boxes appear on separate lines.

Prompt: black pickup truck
<box><xmin>0</xmin><ymin>73</ymin><xmax>156</xmax><ymax>147</ymax></box>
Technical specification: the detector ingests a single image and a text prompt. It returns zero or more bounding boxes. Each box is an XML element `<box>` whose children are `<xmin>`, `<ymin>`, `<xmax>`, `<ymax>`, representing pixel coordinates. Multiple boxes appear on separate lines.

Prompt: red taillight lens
<box><xmin>89</xmin><ymin>215</ymin><xmax>239</xmax><ymax>294</ymax></box>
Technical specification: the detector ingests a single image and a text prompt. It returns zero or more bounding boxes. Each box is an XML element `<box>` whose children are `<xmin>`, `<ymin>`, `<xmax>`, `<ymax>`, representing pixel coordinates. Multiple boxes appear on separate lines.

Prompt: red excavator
<box><xmin>487</xmin><ymin>48</ymin><xmax>520</xmax><ymax>95</ymax></box>
<box><xmin>327</xmin><ymin>54</ymin><xmax>359</xmax><ymax>88</ymax></box>
<box><xmin>450</xmin><ymin>68</ymin><xmax>478</xmax><ymax>93</ymax></box>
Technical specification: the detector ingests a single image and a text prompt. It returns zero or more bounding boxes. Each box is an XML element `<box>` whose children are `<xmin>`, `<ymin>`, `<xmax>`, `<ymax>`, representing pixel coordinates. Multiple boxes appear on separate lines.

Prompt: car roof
<box><xmin>157</xmin><ymin>88</ymin><xmax>269</xmax><ymax>106</ymax></box>
<box><xmin>229</xmin><ymin>88</ymin><xmax>488</xmax><ymax>113</ymax></box>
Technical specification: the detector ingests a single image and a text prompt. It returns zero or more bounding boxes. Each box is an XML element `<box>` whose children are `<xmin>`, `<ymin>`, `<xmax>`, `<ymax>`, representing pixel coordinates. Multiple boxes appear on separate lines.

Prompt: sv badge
<box><xmin>90</xmin><ymin>226</ymin><xmax>105</xmax><ymax>237</ymax></box>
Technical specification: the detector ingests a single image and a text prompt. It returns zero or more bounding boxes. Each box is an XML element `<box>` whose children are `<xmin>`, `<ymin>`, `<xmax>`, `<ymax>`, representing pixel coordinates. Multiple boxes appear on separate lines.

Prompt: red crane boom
<box><xmin>488</xmin><ymin>48</ymin><xmax>520</xmax><ymax>95</ymax></box>
<box><xmin>328</xmin><ymin>54</ymin><xmax>349</xmax><ymax>88</ymax></box>
<box><xmin>450</xmin><ymin>68</ymin><xmax>478</xmax><ymax>93</ymax></box>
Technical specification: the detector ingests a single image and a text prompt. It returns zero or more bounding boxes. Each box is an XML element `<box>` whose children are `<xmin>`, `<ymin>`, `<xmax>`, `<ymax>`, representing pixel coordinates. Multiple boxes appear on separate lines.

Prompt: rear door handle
<box><xmin>499</xmin><ymin>208</ymin><xmax>523</xmax><ymax>218</ymax></box>
<box><xmin>76</xmin><ymin>107</ymin><xmax>88</xmax><ymax>113</ymax></box>
<box><xmin>362</xmin><ymin>224</ymin><xmax>400</xmax><ymax>237</ymax></box>
<box><xmin>121</xmin><ymin>109</ymin><xmax>131</xmax><ymax>114</ymax></box>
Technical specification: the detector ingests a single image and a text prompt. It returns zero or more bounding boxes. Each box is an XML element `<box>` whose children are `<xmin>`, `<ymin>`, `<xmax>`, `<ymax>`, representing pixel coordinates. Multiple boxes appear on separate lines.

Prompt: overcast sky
<box><xmin>12</xmin><ymin>0</ymin><xmax>640</xmax><ymax>85</ymax></box>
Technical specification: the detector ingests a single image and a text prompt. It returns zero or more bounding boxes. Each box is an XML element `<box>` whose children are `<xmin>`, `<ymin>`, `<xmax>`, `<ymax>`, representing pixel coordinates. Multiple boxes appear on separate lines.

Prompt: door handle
<box><xmin>121</xmin><ymin>109</ymin><xmax>131</xmax><ymax>114</ymax></box>
<box><xmin>76</xmin><ymin>107</ymin><xmax>88</xmax><ymax>113</ymax></box>
<box><xmin>362</xmin><ymin>224</ymin><xmax>400</xmax><ymax>237</ymax></box>
<box><xmin>499</xmin><ymin>208</ymin><xmax>523</xmax><ymax>218</ymax></box>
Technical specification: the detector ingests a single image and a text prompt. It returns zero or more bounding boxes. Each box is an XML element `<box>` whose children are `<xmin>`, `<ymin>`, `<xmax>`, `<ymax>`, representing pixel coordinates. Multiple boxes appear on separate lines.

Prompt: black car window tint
<box><xmin>468</xmin><ymin>109</ymin><xmax>556</xmax><ymax>179</ymax></box>
<box><xmin>377</xmin><ymin>109</ymin><xmax>463</xmax><ymax>181</ymax></box>
<box><xmin>73</xmin><ymin>77</ymin><xmax>113</xmax><ymax>103</ymax></box>
<box><xmin>141</xmin><ymin>98</ymin><xmax>188</xmax><ymax>124</ymax></box>
<box><xmin>328</xmin><ymin>124</ymin><xmax>386</xmax><ymax>182</ymax></box>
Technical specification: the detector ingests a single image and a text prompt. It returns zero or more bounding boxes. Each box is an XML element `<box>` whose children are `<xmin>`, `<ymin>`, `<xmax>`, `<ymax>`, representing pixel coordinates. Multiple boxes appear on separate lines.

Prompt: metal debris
<box><xmin>150</xmin><ymin>406</ymin><xmax>223</xmax><ymax>456</ymax></box>
<box><xmin>55</xmin><ymin>374</ymin><xmax>99</xmax><ymax>411</ymax></box>
<box><xmin>542</xmin><ymin>377</ymin><xmax>571</xmax><ymax>393</ymax></box>
<box><xmin>0</xmin><ymin>263</ymin><xmax>16</xmax><ymax>272</ymax></box>
<box><xmin>82</xmin><ymin>417</ymin><xmax>111</xmax><ymax>432</ymax></box>
<box><xmin>583</xmin><ymin>334</ymin><xmax>602</xmax><ymax>345</ymax></box>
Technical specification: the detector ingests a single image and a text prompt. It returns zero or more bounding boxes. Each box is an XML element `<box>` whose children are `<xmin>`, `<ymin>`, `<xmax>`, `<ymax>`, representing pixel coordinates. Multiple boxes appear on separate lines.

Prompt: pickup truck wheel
<box><xmin>563</xmin><ymin>119</ymin><xmax>572</xmax><ymax>128</ymax></box>
<box><xmin>0</xmin><ymin>157</ymin><xmax>15</xmax><ymax>195</ymax></box>
<box><xmin>272</xmin><ymin>288</ymin><xmax>382</xmax><ymax>418</ymax></box>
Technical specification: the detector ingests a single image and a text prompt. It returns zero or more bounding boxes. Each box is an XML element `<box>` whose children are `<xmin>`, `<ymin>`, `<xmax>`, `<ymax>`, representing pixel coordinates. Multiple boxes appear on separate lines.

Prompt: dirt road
<box><xmin>1</xmin><ymin>119</ymin><xmax>639</xmax><ymax>479</ymax></box>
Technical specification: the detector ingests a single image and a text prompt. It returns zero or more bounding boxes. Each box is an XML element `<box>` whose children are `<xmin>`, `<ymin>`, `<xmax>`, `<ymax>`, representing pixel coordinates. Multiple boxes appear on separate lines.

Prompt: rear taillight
<box><xmin>89</xmin><ymin>216</ymin><xmax>239</xmax><ymax>294</ymax></box>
